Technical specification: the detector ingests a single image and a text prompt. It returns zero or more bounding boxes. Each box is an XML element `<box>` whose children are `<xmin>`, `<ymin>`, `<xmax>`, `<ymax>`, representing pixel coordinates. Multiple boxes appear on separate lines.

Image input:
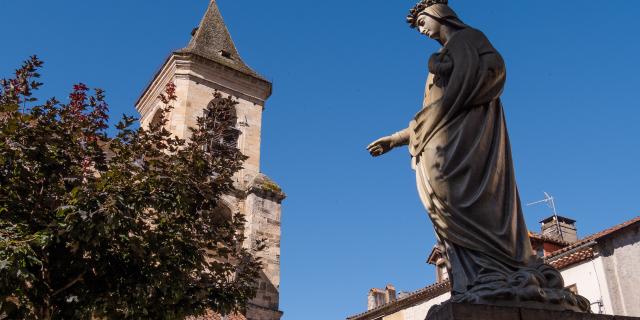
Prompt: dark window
<box><xmin>149</xmin><ymin>107</ymin><xmax>165</xmax><ymax>129</ymax></box>
<box><xmin>205</xmin><ymin>98</ymin><xmax>239</xmax><ymax>148</ymax></box>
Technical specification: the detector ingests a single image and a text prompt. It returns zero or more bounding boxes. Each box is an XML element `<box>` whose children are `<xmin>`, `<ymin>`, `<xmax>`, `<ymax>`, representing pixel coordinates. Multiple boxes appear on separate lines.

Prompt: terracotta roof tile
<box><xmin>353</xmin><ymin>247</ymin><xmax>602</xmax><ymax>320</ymax></box>
<box><xmin>540</xmin><ymin>216</ymin><xmax>640</xmax><ymax>270</ymax></box>
<box><xmin>546</xmin><ymin>216</ymin><xmax>640</xmax><ymax>260</ymax></box>
<box><xmin>548</xmin><ymin>247</ymin><xmax>595</xmax><ymax>269</ymax></box>
<box><xmin>528</xmin><ymin>232</ymin><xmax>573</xmax><ymax>246</ymax></box>
<box><xmin>348</xmin><ymin>216</ymin><xmax>640</xmax><ymax>320</ymax></box>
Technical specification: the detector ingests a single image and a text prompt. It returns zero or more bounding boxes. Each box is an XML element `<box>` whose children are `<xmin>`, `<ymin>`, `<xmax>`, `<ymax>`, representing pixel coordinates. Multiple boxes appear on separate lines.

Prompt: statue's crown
<box><xmin>407</xmin><ymin>0</ymin><xmax>449</xmax><ymax>28</ymax></box>
<box><xmin>422</xmin><ymin>0</ymin><xmax>448</xmax><ymax>7</ymax></box>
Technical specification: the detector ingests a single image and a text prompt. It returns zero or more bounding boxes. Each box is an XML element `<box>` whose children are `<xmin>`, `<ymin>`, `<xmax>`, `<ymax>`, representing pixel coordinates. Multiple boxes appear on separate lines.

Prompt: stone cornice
<box><xmin>136</xmin><ymin>53</ymin><xmax>176</xmax><ymax>118</ymax></box>
<box><xmin>136</xmin><ymin>51</ymin><xmax>272</xmax><ymax>116</ymax></box>
<box><xmin>245</xmin><ymin>173</ymin><xmax>286</xmax><ymax>203</ymax></box>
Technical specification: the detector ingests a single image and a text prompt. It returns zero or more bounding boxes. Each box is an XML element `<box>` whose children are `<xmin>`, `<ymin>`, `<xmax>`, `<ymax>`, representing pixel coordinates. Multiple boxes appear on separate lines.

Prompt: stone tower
<box><xmin>135</xmin><ymin>2</ymin><xmax>285</xmax><ymax>319</ymax></box>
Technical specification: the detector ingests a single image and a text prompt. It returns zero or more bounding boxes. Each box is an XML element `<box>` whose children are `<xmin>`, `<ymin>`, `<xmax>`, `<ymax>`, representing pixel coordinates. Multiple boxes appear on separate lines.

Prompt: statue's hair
<box><xmin>406</xmin><ymin>0</ymin><xmax>449</xmax><ymax>28</ymax></box>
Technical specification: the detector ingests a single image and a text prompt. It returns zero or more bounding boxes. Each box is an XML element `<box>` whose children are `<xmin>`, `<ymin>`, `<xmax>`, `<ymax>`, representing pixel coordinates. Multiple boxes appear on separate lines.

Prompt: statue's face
<box><xmin>417</xmin><ymin>14</ymin><xmax>441</xmax><ymax>40</ymax></box>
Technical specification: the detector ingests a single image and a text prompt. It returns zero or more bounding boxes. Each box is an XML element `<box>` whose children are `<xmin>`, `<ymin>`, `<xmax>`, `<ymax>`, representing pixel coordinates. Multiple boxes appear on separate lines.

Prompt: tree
<box><xmin>0</xmin><ymin>56</ymin><xmax>263</xmax><ymax>319</ymax></box>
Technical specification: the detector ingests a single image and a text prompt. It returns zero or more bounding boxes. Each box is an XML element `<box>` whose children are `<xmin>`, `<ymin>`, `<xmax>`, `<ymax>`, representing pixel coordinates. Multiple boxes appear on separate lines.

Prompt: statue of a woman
<box><xmin>367</xmin><ymin>0</ymin><xmax>589</xmax><ymax>312</ymax></box>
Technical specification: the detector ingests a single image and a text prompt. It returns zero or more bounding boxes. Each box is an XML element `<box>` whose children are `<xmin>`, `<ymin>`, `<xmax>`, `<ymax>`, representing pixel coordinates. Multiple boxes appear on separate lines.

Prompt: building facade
<box><xmin>136</xmin><ymin>2</ymin><xmax>284</xmax><ymax>319</ymax></box>
<box><xmin>347</xmin><ymin>216</ymin><xmax>640</xmax><ymax>320</ymax></box>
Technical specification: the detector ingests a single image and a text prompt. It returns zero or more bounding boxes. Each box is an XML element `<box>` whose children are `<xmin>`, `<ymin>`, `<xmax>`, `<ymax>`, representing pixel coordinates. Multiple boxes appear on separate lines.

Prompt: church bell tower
<box><xmin>135</xmin><ymin>2</ymin><xmax>284</xmax><ymax>319</ymax></box>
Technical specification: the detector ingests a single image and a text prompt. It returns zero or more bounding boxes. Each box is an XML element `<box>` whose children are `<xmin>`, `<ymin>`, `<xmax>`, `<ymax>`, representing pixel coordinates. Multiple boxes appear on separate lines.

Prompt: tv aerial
<box><xmin>527</xmin><ymin>192</ymin><xmax>558</xmax><ymax>216</ymax></box>
<box><xmin>527</xmin><ymin>192</ymin><xmax>564</xmax><ymax>240</ymax></box>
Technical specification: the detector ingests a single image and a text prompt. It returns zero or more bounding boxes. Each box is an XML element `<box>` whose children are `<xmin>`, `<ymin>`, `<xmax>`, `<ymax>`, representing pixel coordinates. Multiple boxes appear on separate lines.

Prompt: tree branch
<box><xmin>51</xmin><ymin>272</ymin><xmax>85</xmax><ymax>297</ymax></box>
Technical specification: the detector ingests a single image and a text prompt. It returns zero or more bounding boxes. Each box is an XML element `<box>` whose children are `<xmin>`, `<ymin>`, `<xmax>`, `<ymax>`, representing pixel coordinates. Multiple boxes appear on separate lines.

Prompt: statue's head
<box><xmin>407</xmin><ymin>0</ymin><xmax>466</xmax><ymax>40</ymax></box>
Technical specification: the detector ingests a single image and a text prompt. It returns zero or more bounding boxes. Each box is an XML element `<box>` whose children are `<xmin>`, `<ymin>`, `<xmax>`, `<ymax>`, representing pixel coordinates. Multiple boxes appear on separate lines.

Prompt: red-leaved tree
<box><xmin>0</xmin><ymin>56</ymin><xmax>263</xmax><ymax>319</ymax></box>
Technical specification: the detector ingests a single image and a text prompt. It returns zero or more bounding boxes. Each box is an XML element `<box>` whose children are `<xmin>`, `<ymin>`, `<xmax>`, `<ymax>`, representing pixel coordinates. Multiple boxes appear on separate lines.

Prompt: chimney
<box><xmin>367</xmin><ymin>289</ymin><xmax>385</xmax><ymax>310</ymax></box>
<box><xmin>385</xmin><ymin>284</ymin><xmax>397</xmax><ymax>303</ymax></box>
<box><xmin>367</xmin><ymin>284</ymin><xmax>397</xmax><ymax>310</ymax></box>
<box><xmin>540</xmin><ymin>215</ymin><xmax>578</xmax><ymax>243</ymax></box>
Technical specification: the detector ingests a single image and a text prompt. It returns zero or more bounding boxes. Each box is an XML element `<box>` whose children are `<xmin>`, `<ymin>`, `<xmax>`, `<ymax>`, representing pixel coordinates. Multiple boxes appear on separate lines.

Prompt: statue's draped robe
<box><xmin>409</xmin><ymin>28</ymin><xmax>534</xmax><ymax>297</ymax></box>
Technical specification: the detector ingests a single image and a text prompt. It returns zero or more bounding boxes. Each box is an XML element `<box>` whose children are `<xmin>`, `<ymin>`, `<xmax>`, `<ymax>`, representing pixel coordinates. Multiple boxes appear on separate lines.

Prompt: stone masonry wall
<box><xmin>244</xmin><ymin>190</ymin><xmax>282</xmax><ymax>317</ymax></box>
<box><xmin>599</xmin><ymin>224</ymin><xmax>640</xmax><ymax>317</ymax></box>
<box><xmin>137</xmin><ymin>52</ymin><xmax>282</xmax><ymax>320</ymax></box>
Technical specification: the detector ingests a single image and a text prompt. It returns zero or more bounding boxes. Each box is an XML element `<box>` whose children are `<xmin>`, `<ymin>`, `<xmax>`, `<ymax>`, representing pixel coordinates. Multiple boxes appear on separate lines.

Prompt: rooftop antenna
<box><xmin>526</xmin><ymin>192</ymin><xmax>564</xmax><ymax>240</ymax></box>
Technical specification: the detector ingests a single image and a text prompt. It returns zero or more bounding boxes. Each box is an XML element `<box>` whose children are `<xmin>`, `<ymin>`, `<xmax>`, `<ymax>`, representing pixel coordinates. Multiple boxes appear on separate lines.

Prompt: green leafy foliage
<box><xmin>0</xmin><ymin>56</ymin><xmax>262</xmax><ymax>319</ymax></box>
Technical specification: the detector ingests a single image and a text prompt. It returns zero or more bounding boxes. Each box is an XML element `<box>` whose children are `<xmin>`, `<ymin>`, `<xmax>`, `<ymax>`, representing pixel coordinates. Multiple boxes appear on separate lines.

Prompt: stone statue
<box><xmin>367</xmin><ymin>0</ymin><xmax>590</xmax><ymax>313</ymax></box>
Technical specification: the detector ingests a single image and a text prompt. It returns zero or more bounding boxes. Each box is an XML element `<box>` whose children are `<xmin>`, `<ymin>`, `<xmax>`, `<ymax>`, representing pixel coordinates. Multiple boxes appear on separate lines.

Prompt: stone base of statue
<box><xmin>426</xmin><ymin>302</ymin><xmax>640</xmax><ymax>320</ymax></box>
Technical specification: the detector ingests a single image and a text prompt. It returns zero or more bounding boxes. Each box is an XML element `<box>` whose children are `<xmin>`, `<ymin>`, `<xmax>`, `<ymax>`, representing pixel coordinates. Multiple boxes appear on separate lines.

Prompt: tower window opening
<box><xmin>204</xmin><ymin>98</ymin><xmax>240</xmax><ymax>149</ymax></box>
<box><xmin>219</xmin><ymin>50</ymin><xmax>232</xmax><ymax>59</ymax></box>
<box><xmin>149</xmin><ymin>107</ymin><xmax>167</xmax><ymax>130</ymax></box>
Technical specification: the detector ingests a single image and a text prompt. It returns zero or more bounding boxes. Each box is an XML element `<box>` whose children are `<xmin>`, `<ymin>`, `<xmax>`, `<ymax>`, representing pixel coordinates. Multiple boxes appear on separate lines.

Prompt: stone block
<box><xmin>519</xmin><ymin>308</ymin><xmax>599</xmax><ymax>320</ymax></box>
<box><xmin>426</xmin><ymin>303</ymin><xmax>640</xmax><ymax>320</ymax></box>
<box><xmin>428</xmin><ymin>303</ymin><xmax>519</xmax><ymax>320</ymax></box>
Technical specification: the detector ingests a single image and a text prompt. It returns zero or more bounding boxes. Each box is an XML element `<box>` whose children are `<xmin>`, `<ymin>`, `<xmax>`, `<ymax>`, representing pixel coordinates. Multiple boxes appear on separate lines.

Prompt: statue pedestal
<box><xmin>427</xmin><ymin>303</ymin><xmax>640</xmax><ymax>320</ymax></box>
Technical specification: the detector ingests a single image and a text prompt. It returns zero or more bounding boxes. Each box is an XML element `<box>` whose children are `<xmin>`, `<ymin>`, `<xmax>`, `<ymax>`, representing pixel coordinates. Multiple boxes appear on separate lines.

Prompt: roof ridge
<box><xmin>545</xmin><ymin>215</ymin><xmax>640</xmax><ymax>260</ymax></box>
<box><xmin>347</xmin><ymin>281</ymin><xmax>451</xmax><ymax>320</ymax></box>
<box><xmin>347</xmin><ymin>216</ymin><xmax>640</xmax><ymax>319</ymax></box>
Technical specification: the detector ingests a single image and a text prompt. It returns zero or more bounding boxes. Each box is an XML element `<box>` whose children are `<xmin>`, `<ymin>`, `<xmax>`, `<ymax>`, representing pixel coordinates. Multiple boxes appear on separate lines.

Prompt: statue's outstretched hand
<box><xmin>367</xmin><ymin>136</ymin><xmax>394</xmax><ymax>157</ymax></box>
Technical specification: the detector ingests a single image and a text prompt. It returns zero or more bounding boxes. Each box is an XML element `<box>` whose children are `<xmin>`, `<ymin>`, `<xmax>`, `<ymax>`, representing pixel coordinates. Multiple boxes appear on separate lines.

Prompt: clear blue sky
<box><xmin>2</xmin><ymin>1</ymin><xmax>639</xmax><ymax>319</ymax></box>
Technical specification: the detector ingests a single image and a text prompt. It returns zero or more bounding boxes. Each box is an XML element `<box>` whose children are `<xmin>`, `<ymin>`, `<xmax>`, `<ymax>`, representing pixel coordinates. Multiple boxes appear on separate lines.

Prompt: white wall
<box><xmin>599</xmin><ymin>226</ymin><xmax>640</xmax><ymax>317</ymax></box>
<box><xmin>397</xmin><ymin>292</ymin><xmax>451</xmax><ymax>320</ymax></box>
<box><xmin>560</xmin><ymin>257</ymin><xmax>612</xmax><ymax>314</ymax></box>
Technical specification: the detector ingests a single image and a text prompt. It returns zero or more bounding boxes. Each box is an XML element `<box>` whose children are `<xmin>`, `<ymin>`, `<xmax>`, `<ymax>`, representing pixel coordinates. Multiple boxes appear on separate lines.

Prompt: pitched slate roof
<box><xmin>136</xmin><ymin>1</ymin><xmax>270</xmax><ymax>108</ymax></box>
<box><xmin>177</xmin><ymin>0</ymin><xmax>266</xmax><ymax>81</ymax></box>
